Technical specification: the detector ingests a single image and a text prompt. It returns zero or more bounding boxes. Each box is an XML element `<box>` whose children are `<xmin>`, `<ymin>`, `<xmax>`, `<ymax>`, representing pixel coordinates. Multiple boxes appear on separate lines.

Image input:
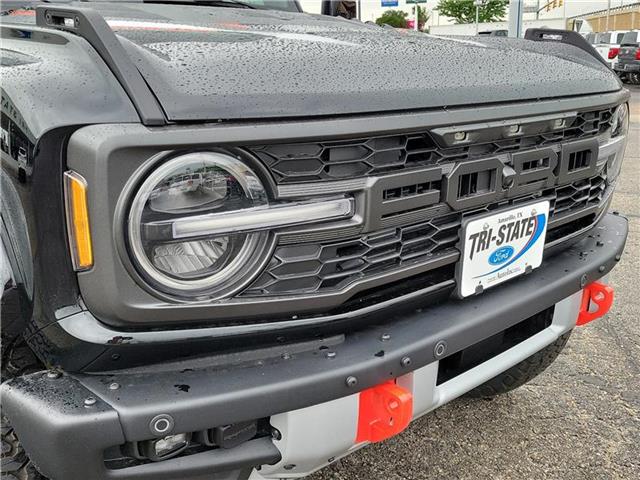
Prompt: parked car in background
<box><xmin>614</xmin><ymin>31</ymin><xmax>640</xmax><ymax>84</ymax></box>
<box><xmin>585</xmin><ymin>32</ymin><xmax>597</xmax><ymax>45</ymax></box>
<box><xmin>594</xmin><ymin>30</ymin><xmax>629</xmax><ymax>68</ymax></box>
<box><xmin>478</xmin><ymin>29</ymin><xmax>508</xmax><ymax>37</ymax></box>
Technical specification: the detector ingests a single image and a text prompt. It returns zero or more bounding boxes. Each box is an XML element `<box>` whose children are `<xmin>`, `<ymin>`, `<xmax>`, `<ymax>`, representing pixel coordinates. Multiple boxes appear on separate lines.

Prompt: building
<box><xmin>567</xmin><ymin>2</ymin><xmax>640</xmax><ymax>32</ymax></box>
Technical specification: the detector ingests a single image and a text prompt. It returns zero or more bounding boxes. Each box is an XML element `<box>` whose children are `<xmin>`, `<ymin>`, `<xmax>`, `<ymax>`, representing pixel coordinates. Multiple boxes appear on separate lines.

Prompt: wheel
<box><xmin>2</xmin><ymin>284</ymin><xmax>46</xmax><ymax>479</ymax></box>
<box><xmin>1</xmin><ymin>339</ymin><xmax>47</xmax><ymax>480</ymax></box>
<box><xmin>1</xmin><ymin>416</ymin><xmax>45</xmax><ymax>480</ymax></box>
<box><xmin>629</xmin><ymin>72</ymin><xmax>640</xmax><ymax>85</ymax></box>
<box><xmin>465</xmin><ymin>331</ymin><xmax>571</xmax><ymax>398</ymax></box>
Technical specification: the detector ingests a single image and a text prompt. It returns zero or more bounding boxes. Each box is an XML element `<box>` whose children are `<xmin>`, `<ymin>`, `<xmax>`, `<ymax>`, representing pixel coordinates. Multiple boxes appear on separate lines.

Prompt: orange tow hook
<box><xmin>356</xmin><ymin>380</ymin><xmax>413</xmax><ymax>443</ymax></box>
<box><xmin>577</xmin><ymin>281</ymin><xmax>614</xmax><ymax>326</ymax></box>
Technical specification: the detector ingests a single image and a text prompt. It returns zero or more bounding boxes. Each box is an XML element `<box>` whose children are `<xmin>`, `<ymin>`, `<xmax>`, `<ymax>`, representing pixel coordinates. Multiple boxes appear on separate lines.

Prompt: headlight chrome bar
<box><xmin>145</xmin><ymin>197</ymin><xmax>355</xmax><ymax>241</ymax></box>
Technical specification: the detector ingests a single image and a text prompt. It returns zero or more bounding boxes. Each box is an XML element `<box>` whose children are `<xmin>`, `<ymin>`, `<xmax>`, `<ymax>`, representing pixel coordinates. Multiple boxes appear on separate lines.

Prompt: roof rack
<box><xmin>524</xmin><ymin>28</ymin><xmax>610</xmax><ymax>68</ymax></box>
<box><xmin>35</xmin><ymin>5</ymin><xmax>166</xmax><ymax>126</ymax></box>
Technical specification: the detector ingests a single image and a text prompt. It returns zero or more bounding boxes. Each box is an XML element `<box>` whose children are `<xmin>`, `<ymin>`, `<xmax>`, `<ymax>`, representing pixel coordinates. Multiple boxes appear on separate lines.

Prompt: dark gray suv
<box><xmin>0</xmin><ymin>2</ymin><xmax>631</xmax><ymax>479</ymax></box>
<box><xmin>614</xmin><ymin>31</ymin><xmax>640</xmax><ymax>84</ymax></box>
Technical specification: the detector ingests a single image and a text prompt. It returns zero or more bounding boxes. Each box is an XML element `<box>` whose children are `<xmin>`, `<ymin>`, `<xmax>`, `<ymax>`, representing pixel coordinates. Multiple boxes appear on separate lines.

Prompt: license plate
<box><xmin>458</xmin><ymin>200</ymin><xmax>550</xmax><ymax>297</ymax></box>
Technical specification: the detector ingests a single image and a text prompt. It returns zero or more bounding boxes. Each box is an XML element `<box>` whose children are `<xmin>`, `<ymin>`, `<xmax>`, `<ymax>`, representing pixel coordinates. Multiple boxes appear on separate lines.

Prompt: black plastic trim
<box><xmin>367</xmin><ymin>167</ymin><xmax>442</xmax><ymax>230</ymax></box>
<box><xmin>443</xmin><ymin>157</ymin><xmax>502</xmax><ymax>210</ymax></box>
<box><xmin>509</xmin><ymin>148</ymin><xmax>558</xmax><ymax>197</ymax></box>
<box><xmin>525</xmin><ymin>28</ymin><xmax>611</xmax><ymax>68</ymax></box>
<box><xmin>0</xmin><ymin>371</ymin><xmax>280</xmax><ymax>480</ymax></box>
<box><xmin>557</xmin><ymin>137</ymin><xmax>599</xmax><ymax>184</ymax></box>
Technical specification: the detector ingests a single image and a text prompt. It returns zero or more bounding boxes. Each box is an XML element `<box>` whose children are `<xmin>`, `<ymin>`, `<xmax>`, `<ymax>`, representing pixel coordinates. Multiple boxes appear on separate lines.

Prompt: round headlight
<box><xmin>127</xmin><ymin>152</ymin><xmax>270</xmax><ymax>299</ymax></box>
<box><xmin>611</xmin><ymin>103</ymin><xmax>629</xmax><ymax>138</ymax></box>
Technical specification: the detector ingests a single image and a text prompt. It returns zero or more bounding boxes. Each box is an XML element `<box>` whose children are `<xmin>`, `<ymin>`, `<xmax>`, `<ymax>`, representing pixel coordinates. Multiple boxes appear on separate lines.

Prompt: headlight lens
<box><xmin>611</xmin><ymin>103</ymin><xmax>629</xmax><ymax>138</ymax></box>
<box><xmin>606</xmin><ymin>103</ymin><xmax>630</xmax><ymax>183</ymax></box>
<box><xmin>127</xmin><ymin>152</ymin><xmax>269</xmax><ymax>299</ymax></box>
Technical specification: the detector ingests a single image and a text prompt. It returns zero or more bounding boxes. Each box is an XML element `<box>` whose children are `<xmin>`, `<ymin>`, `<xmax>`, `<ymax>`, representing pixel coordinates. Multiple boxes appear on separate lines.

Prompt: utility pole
<box><xmin>508</xmin><ymin>0</ymin><xmax>524</xmax><ymax>38</ymax></box>
<box><xmin>407</xmin><ymin>0</ymin><xmax>426</xmax><ymax>31</ymax></box>
<box><xmin>474</xmin><ymin>0</ymin><xmax>483</xmax><ymax>35</ymax></box>
<box><xmin>605</xmin><ymin>0</ymin><xmax>611</xmax><ymax>31</ymax></box>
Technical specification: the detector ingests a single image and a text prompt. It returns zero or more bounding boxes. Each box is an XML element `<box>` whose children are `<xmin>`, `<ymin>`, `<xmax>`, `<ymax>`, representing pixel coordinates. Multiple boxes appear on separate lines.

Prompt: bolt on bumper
<box><xmin>0</xmin><ymin>213</ymin><xmax>628</xmax><ymax>480</ymax></box>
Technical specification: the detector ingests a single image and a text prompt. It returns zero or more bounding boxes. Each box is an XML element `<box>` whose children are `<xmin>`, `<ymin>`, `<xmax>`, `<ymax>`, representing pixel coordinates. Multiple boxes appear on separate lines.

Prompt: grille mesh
<box><xmin>247</xmin><ymin>108</ymin><xmax>614</xmax><ymax>184</ymax></box>
<box><xmin>244</xmin><ymin>214</ymin><xmax>460</xmax><ymax>296</ymax></box>
<box><xmin>243</xmin><ymin>172</ymin><xmax>609</xmax><ymax>298</ymax></box>
<box><xmin>551</xmin><ymin>172</ymin><xmax>607</xmax><ymax>218</ymax></box>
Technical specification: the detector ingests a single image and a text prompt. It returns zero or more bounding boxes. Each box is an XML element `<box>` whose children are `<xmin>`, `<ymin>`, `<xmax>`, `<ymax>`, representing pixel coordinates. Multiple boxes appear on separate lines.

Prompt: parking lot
<box><xmin>311</xmin><ymin>86</ymin><xmax>640</xmax><ymax>480</ymax></box>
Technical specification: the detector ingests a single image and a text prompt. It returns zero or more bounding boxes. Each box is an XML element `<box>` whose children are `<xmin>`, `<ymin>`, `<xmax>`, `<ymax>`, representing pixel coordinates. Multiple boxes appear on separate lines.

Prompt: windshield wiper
<box><xmin>142</xmin><ymin>0</ymin><xmax>257</xmax><ymax>9</ymax></box>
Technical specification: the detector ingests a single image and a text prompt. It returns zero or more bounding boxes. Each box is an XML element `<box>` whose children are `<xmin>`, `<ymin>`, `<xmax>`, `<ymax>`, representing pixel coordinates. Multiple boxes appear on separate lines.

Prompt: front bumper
<box><xmin>614</xmin><ymin>61</ymin><xmax>640</xmax><ymax>73</ymax></box>
<box><xmin>257</xmin><ymin>289</ymin><xmax>583</xmax><ymax>479</ymax></box>
<box><xmin>1</xmin><ymin>213</ymin><xmax>628</xmax><ymax>480</ymax></box>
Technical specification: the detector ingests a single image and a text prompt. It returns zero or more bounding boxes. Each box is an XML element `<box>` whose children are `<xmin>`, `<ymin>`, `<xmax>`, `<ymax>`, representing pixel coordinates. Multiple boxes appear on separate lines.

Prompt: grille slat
<box><xmin>551</xmin><ymin>172</ymin><xmax>606</xmax><ymax>217</ymax></box>
<box><xmin>249</xmin><ymin>108</ymin><xmax>614</xmax><ymax>184</ymax></box>
<box><xmin>240</xmin><ymin>105</ymin><xmax>614</xmax><ymax>304</ymax></box>
<box><xmin>243</xmin><ymin>215</ymin><xmax>462</xmax><ymax>297</ymax></box>
<box><xmin>243</xmin><ymin>171</ymin><xmax>608</xmax><ymax>298</ymax></box>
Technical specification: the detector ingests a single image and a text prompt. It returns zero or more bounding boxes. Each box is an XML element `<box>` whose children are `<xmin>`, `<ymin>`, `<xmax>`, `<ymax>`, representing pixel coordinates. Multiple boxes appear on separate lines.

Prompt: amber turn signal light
<box><xmin>63</xmin><ymin>171</ymin><xmax>93</xmax><ymax>270</ymax></box>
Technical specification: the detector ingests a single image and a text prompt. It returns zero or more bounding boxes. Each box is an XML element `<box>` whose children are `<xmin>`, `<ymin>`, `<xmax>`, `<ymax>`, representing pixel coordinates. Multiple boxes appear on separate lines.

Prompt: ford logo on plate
<box><xmin>488</xmin><ymin>246</ymin><xmax>514</xmax><ymax>265</ymax></box>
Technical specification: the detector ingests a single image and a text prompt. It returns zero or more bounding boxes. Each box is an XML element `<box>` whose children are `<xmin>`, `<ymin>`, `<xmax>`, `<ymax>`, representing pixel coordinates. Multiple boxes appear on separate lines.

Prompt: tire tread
<box><xmin>466</xmin><ymin>331</ymin><xmax>571</xmax><ymax>398</ymax></box>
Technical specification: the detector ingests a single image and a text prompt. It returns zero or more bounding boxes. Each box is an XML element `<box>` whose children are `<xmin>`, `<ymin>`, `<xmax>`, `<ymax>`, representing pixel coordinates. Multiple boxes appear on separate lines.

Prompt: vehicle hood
<box><xmin>14</xmin><ymin>3</ymin><xmax>622</xmax><ymax>121</ymax></box>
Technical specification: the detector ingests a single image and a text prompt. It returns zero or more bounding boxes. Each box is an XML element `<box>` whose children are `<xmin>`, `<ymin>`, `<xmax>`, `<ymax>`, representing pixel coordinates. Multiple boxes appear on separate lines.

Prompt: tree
<box><xmin>436</xmin><ymin>0</ymin><xmax>508</xmax><ymax>24</ymax></box>
<box><xmin>411</xmin><ymin>5</ymin><xmax>430</xmax><ymax>30</ymax></box>
<box><xmin>375</xmin><ymin>10</ymin><xmax>409</xmax><ymax>29</ymax></box>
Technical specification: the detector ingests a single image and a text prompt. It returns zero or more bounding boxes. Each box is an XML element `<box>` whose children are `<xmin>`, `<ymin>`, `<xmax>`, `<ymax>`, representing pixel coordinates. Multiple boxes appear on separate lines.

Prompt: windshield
<box><xmin>620</xmin><ymin>31</ymin><xmax>638</xmax><ymax>45</ymax></box>
<box><xmin>141</xmin><ymin>0</ymin><xmax>302</xmax><ymax>11</ymax></box>
<box><xmin>228</xmin><ymin>0</ymin><xmax>299</xmax><ymax>10</ymax></box>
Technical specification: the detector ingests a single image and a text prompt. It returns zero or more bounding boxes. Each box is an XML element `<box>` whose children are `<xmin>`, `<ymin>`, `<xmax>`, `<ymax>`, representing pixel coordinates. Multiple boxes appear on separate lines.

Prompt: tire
<box><xmin>465</xmin><ymin>331</ymin><xmax>571</xmax><ymax>399</ymax></box>
<box><xmin>1</xmin><ymin>416</ymin><xmax>45</xmax><ymax>480</ymax></box>
<box><xmin>2</xmin><ymin>287</ymin><xmax>46</xmax><ymax>479</ymax></box>
<box><xmin>628</xmin><ymin>72</ymin><xmax>640</xmax><ymax>85</ymax></box>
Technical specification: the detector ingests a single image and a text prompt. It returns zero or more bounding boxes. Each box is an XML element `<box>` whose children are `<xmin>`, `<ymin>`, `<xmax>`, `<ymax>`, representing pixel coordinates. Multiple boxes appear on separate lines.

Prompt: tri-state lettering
<box><xmin>468</xmin><ymin>217</ymin><xmax>536</xmax><ymax>260</ymax></box>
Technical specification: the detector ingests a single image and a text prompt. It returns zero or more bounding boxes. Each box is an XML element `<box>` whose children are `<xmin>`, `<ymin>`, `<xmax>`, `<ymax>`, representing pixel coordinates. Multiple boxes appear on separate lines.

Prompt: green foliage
<box><xmin>375</xmin><ymin>10</ymin><xmax>409</xmax><ymax>29</ymax></box>
<box><xmin>376</xmin><ymin>6</ymin><xmax>430</xmax><ymax>30</ymax></box>
<box><xmin>436</xmin><ymin>0</ymin><xmax>508</xmax><ymax>24</ymax></box>
<box><xmin>411</xmin><ymin>5</ymin><xmax>430</xmax><ymax>29</ymax></box>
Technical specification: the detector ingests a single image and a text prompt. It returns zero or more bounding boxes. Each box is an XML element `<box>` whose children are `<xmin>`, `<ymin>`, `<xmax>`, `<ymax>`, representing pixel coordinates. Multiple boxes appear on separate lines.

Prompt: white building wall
<box><xmin>536</xmin><ymin>0</ymin><xmax>638</xmax><ymax>20</ymax></box>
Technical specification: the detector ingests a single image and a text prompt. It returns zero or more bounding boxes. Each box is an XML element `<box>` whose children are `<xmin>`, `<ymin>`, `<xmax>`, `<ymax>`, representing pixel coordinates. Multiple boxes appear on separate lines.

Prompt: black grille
<box><xmin>383</xmin><ymin>180</ymin><xmax>441</xmax><ymax>201</ymax></box>
<box><xmin>551</xmin><ymin>172</ymin><xmax>607</xmax><ymax>218</ymax></box>
<box><xmin>568</xmin><ymin>149</ymin><xmax>591</xmax><ymax>171</ymax></box>
<box><xmin>457</xmin><ymin>170</ymin><xmax>494</xmax><ymax>199</ymax></box>
<box><xmin>243</xmin><ymin>172</ymin><xmax>609</xmax><ymax>298</ymax></box>
<box><xmin>243</xmin><ymin>214</ymin><xmax>460</xmax><ymax>296</ymax></box>
<box><xmin>247</xmin><ymin>108</ymin><xmax>614</xmax><ymax>183</ymax></box>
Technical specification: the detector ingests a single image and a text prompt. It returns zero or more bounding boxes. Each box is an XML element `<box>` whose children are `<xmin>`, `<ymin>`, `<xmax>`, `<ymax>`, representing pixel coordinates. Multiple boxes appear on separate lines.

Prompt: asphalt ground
<box><xmin>310</xmin><ymin>86</ymin><xmax>640</xmax><ymax>480</ymax></box>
